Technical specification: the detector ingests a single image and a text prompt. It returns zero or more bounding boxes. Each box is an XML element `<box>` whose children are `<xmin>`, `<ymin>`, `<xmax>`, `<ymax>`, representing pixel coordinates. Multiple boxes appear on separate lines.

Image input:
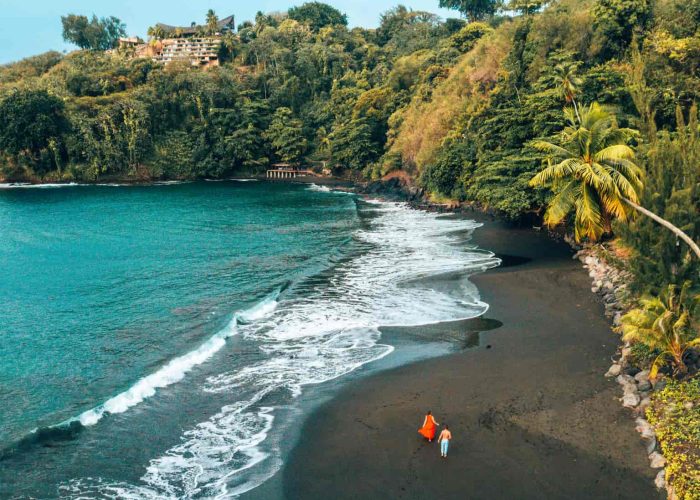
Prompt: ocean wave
<box><xmin>152</xmin><ymin>181</ymin><xmax>193</xmax><ymax>186</ymax></box>
<box><xmin>60</xmin><ymin>402</ymin><xmax>275</xmax><ymax>500</ymax></box>
<box><xmin>306</xmin><ymin>183</ymin><xmax>354</xmax><ymax>195</ymax></box>
<box><xmin>0</xmin><ymin>182</ymin><xmax>186</xmax><ymax>189</ymax></box>
<box><xmin>0</xmin><ymin>179</ymin><xmax>258</xmax><ymax>190</ymax></box>
<box><xmin>0</xmin><ymin>182</ymin><xmax>81</xmax><ymax>189</ymax></box>
<box><xmin>41</xmin><ymin>292</ymin><xmax>279</xmax><ymax>434</ymax></box>
<box><xmin>203</xmin><ymin>178</ymin><xmax>260</xmax><ymax>183</ymax></box>
<box><xmin>62</xmin><ymin>200</ymin><xmax>500</xmax><ymax>499</ymax></box>
<box><xmin>305</xmin><ymin>183</ymin><xmax>331</xmax><ymax>192</ymax></box>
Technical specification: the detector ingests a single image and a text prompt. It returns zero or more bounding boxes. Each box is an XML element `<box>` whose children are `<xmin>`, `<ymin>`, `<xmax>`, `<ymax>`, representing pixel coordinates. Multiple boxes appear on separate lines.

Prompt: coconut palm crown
<box><xmin>529</xmin><ymin>102</ymin><xmax>644</xmax><ymax>241</ymax></box>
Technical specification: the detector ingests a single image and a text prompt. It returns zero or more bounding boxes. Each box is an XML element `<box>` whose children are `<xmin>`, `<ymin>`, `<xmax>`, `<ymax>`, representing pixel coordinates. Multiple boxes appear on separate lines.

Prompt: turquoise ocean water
<box><xmin>0</xmin><ymin>181</ymin><xmax>498</xmax><ymax>498</ymax></box>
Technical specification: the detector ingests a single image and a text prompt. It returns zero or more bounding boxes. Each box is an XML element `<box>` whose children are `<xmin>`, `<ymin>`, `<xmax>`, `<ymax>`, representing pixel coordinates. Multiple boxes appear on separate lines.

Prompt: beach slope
<box><xmin>282</xmin><ymin>215</ymin><xmax>661</xmax><ymax>499</ymax></box>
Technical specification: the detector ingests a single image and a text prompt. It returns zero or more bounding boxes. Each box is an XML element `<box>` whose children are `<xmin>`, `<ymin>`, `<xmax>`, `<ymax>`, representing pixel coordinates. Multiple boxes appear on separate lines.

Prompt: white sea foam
<box><xmin>0</xmin><ymin>182</ymin><xmax>80</xmax><ymax>189</ymax></box>
<box><xmin>62</xmin><ymin>201</ymin><xmax>500</xmax><ymax>499</ymax></box>
<box><xmin>0</xmin><ymin>179</ymin><xmax>253</xmax><ymax>190</ymax></box>
<box><xmin>306</xmin><ymin>183</ymin><xmax>354</xmax><ymax>195</ymax></box>
<box><xmin>153</xmin><ymin>181</ymin><xmax>192</xmax><ymax>186</ymax></box>
<box><xmin>305</xmin><ymin>183</ymin><xmax>331</xmax><ymax>192</ymax></box>
<box><xmin>0</xmin><ymin>182</ymin><xmax>172</xmax><ymax>189</ymax></box>
<box><xmin>55</xmin><ymin>294</ymin><xmax>279</xmax><ymax>429</ymax></box>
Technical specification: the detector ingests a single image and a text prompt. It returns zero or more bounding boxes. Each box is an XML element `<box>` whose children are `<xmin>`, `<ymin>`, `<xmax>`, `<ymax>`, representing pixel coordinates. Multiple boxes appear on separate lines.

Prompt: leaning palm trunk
<box><xmin>531</xmin><ymin>102</ymin><xmax>700</xmax><ymax>260</ymax></box>
<box><xmin>623</xmin><ymin>197</ymin><xmax>700</xmax><ymax>261</ymax></box>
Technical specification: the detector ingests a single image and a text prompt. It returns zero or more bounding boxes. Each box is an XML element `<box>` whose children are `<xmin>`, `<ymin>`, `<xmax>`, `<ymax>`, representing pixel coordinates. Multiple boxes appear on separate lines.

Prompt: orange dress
<box><xmin>418</xmin><ymin>415</ymin><xmax>437</xmax><ymax>440</ymax></box>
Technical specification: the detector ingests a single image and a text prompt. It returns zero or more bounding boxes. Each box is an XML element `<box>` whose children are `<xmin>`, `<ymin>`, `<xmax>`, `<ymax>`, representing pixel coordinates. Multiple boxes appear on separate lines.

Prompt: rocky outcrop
<box><xmin>358</xmin><ymin>177</ymin><xmax>425</xmax><ymax>202</ymax></box>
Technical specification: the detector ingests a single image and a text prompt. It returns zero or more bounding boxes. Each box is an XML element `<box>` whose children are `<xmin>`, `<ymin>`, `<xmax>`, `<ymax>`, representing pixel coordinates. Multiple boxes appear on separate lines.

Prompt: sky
<box><xmin>0</xmin><ymin>0</ymin><xmax>457</xmax><ymax>64</ymax></box>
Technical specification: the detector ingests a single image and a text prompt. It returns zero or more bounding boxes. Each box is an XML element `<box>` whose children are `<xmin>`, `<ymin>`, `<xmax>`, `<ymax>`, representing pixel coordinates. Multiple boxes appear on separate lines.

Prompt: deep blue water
<box><xmin>0</xmin><ymin>181</ymin><xmax>498</xmax><ymax>498</ymax></box>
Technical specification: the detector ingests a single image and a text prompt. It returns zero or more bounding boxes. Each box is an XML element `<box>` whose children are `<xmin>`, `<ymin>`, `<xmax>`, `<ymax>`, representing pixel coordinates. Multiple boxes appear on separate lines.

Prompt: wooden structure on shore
<box><xmin>266</xmin><ymin>163</ymin><xmax>315</xmax><ymax>179</ymax></box>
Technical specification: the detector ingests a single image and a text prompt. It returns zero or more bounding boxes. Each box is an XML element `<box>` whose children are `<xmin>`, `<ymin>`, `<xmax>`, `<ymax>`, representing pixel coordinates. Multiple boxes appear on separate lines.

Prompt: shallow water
<box><xmin>0</xmin><ymin>181</ymin><xmax>499</xmax><ymax>498</ymax></box>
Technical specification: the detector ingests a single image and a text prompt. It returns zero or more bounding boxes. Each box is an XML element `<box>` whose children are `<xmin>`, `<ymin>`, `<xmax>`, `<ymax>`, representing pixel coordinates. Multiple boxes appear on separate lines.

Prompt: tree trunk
<box><xmin>624</xmin><ymin>197</ymin><xmax>700</xmax><ymax>260</ymax></box>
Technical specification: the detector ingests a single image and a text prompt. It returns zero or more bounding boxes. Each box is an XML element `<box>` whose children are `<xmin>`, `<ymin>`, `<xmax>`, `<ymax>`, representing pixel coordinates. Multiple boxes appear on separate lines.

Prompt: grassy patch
<box><xmin>647</xmin><ymin>378</ymin><xmax>700</xmax><ymax>499</ymax></box>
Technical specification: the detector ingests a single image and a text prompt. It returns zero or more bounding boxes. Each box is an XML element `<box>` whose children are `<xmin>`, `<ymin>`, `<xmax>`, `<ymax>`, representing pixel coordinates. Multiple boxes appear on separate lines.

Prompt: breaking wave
<box><xmin>60</xmin><ymin>200</ymin><xmax>500</xmax><ymax>499</ymax></box>
<box><xmin>36</xmin><ymin>293</ymin><xmax>279</xmax><ymax>433</ymax></box>
<box><xmin>305</xmin><ymin>183</ymin><xmax>331</xmax><ymax>192</ymax></box>
<box><xmin>0</xmin><ymin>182</ymin><xmax>81</xmax><ymax>189</ymax></box>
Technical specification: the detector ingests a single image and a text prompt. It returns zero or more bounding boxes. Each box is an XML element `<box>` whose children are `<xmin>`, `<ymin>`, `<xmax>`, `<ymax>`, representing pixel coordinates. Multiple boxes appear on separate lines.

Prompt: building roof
<box><xmin>156</xmin><ymin>15</ymin><xmax>235</xmax><ymax>36</ymax></box>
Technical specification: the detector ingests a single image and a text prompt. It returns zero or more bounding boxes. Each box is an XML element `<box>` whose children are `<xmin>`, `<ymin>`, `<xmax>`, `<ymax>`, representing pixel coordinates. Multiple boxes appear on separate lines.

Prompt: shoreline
<box><xmin>263</xmin><ymin>210</ymin><xmax>662</xmax><ymax>499</ymax></box>
<box><xmin>3</xmin><ymin>178</ymin><xmax>664</xmax><ymax>497</ymax></box>
<box><xmin>0</xmin><ymin>174</ymin><xmax>354</xmax><ymax>188</ymax></box>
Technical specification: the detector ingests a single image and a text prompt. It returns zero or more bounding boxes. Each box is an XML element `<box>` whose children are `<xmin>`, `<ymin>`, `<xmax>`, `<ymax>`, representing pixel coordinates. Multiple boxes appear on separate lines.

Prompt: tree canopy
<box><xmin>288</xmin><ymin>2</ymin><xmax>348</xmax><ymax>31</ymax></box>
<box><xmin>61</xmin><ymin>14</ymin><xmax>126</xmax><ymax>50</ymax></box>
<box><xmin>592</xmin><ymin>0</ymin><xmax>652</xmax><ymax>57</ymax></box>
<box><xmin>530</xmin><ymin>103</ymin><xmax>643</xmax><ymax>241</ymax></box>
<box><xmin>264</xmin><ymin>107</ymin><xmax>307</xmax><ymax>165</ymax></box>
<box><xmin>0</xmin><ymin>1</ymin><xmax>697</xmax><ymax>280</ymax></box>
<box><xmin>438</xmin><ymin>0</ymin><xmax>499</xmax><ymax>21</ymax></box>
<box><xmin>206</xmin><ymin>9</ymin><xmax>219</xmax><ymax>35</ymax></box>
<box><xmin>0</xmin><ymin>90</ymin><xmax>66</xmax><ymax>159</ymax></box>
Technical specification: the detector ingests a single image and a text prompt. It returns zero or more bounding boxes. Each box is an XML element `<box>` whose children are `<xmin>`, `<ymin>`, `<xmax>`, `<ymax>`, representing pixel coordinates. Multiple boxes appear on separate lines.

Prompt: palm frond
<box><xmin>530</xmin><ymin>158</ymin><xmax>585</xmax><ymax>187</ymax></box>
<box><xmin>595</xmin><ymin>144</ymin><xmax>635</xmax><ymax>162</ymax></box>
<box><xmin>574</xmin><ymin>183</ymin><xmax>604</xmax><ymax>241</ymax></box>
<box><xmin>543</xmin><ymin>180</ymin><xmax>578</xmax><ymax>226</ymax></box>
<box><xmin>530</xmin><ymin>140</ymin><xmax>573</xmax><ymax>159</ymax></box>
<box><xmin>600</xmin><ymin>190</ymin><xmax>628</xmax><ymax>220</ymax></box>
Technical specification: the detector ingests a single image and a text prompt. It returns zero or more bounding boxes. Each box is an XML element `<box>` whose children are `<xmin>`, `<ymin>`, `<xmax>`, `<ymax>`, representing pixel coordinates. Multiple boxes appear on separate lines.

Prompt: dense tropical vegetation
<box><xmin>647</xmin><ymin>378</ymin><xmax>700</xmax><ymax>498</ymax></box>
<box><xmin>620</xmin><ymin>281</ymin><xmax>700</xmax><ymax>378</ymax></box>
<box><xmin>1</xmin><ymin>0</ymin><xmax>700</xmax><ymax>494</ymax></box>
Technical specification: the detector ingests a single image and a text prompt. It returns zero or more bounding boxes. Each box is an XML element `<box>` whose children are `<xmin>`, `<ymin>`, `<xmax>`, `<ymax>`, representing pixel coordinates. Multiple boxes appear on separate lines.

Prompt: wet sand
<box><xmin>278</xmin><ymin>213</ymin><xmax>661</xmax><ymax>499</ymax></box>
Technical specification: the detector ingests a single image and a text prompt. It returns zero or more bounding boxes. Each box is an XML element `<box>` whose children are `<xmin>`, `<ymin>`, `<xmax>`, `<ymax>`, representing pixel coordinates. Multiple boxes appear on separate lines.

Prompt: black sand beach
<box><xmin>278</xmin><ymin>213</ymin><xmax>661</xmax><ymax>499</ymax></box>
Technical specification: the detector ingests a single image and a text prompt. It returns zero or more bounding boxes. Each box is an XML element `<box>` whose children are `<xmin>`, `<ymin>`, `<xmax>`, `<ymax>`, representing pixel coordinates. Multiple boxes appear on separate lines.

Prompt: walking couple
<box><xmin>418</xmin><ymin>410</ymin><xmax>451</xmax><ymax>458</ymax></box>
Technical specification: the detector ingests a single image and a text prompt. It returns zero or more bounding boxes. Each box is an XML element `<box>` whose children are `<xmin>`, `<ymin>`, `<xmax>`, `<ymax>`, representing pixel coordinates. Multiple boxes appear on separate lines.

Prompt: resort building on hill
<box><xmin>118</xmin><ymin>37</ymin><xmax>142</xmax><ymax>49</ymax></box>
<box><xmin>153</xmin><ymin>38</ymin><xmax>223</xmax><ymax>66</ymax></box>
<box><xmin>115</xmin><ymin>15</ymin><xmax>236</xmax><ymax>67</ymax></box>
<box><xmin>154</xmin><ymin>15</ymin><xmax>235</xmax><ymax>38</ymax></box>
<box><xmin>150</xmin><ymin>15</ymin><xmax>235</xmax><ymax>67</ymax></box>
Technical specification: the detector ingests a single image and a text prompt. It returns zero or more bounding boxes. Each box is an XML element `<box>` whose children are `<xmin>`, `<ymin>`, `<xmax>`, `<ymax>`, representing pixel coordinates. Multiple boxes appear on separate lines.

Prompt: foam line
<box><xmin>63</xmin><ymin>199</ymin><xmax>500</xmax><ymax>499</ymax></box>
<box><xmin>305</xmin><ymin>183</ymin><xmax>331</xmax><ymax>192</ymax></box>
<box><xmin>54</xmin><ymin>291</ymin><xmax>279</xmax><ymax>429</ymax></box>
<box><xmin>0</xmin><ymin>182</ymin><xmax>80</xmax><ymax>189</ymax></box>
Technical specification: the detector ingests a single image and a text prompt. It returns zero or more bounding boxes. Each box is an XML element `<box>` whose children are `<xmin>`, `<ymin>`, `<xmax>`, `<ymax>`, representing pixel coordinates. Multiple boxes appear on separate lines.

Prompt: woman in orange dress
<box><xmin>418</xmin><ymin>410</ymin><xmax>439</xmax><ymax>442</ymax></box>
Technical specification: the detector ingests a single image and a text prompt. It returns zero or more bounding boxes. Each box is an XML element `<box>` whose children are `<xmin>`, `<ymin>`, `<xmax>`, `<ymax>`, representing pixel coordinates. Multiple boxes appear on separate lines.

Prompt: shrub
<box><xmin>647</xmin><ymin>378</ymin><xmax>700</xmax><ymax>500</ymax></box>
<box><xmin>619</xmin><ymin>282</ymin><xmax>700</xmax><ymax>378</ymax></box>
<box><xmin>450</xmin><ymin>22</ymin><xmax>494</xmax><ymax>53</ymax></box>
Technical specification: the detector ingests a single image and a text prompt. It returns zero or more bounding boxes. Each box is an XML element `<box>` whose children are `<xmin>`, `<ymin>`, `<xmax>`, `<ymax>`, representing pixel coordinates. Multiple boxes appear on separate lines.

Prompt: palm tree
<box><xmin>147</xmin><ymin>25</ymin><xmax>165</xmax><ymax>40</ymax></box>
<box><xmin>619</xmin><ymin>281</ymin><xmax>700</xmax><ymax>378</ymax></box>
<box><xmin>530</xmin><ymin>103</ymin><xmax>700</xmax><ymax>258</ymax></box>
<box><xmin>530</xmin><ymin>103</ymin><xmax>642</xmax><ymax>241</ymax></box>
<box><xmin>543</xmin><ymin>61</ymin><xmax>583</xmax><ymax>122</ymax></box>
<box><xmin>206</xmin><ymin>9</ymin><xmax>219</xmax><ymax>35</ymax></box>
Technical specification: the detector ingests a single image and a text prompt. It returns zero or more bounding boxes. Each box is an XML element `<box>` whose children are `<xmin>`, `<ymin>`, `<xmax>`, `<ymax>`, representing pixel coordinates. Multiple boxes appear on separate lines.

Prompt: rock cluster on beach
<box><xmin>575</xmin><ymin>249</ymin><xmax>630</xmax><ymax>324</ymax></box>
<box><xmin>575</xmin><ymin>246</ymin><xmax>671</xmax><ymax>496</ymax></box>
